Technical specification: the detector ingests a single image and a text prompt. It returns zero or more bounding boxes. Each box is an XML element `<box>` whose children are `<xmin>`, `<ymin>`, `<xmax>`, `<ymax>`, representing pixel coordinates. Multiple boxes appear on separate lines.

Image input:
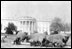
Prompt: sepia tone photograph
<box><xmin>1</xmin><ymin>1</ymin><xmax>71</xmax><ymax>48</ymax></box>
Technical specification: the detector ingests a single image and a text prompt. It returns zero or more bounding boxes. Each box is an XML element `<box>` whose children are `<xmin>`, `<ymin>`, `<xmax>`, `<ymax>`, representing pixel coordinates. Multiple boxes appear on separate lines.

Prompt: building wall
<box><xmin>1</xmin><ymin>19</ymin><xmax>37</xmax><ymax>35</ymax></box>
<box><xmin>37</xmin><ymin>21</ymin><xmax>51</xmax><ymax>35</ymax></box>
<box><xmin>1</xmin><ymin>19</ymin><xmax>51</xmax><ymax>35</ymax></box>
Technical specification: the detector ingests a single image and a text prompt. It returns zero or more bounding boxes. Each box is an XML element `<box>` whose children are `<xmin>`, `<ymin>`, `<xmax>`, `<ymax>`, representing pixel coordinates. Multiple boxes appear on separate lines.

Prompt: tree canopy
<box><xmin>50</xmin><ymin>17</ymin><xmax>71</xmax><ymax>35</ymax></box>
<box><xmin>5</xmin><ymin>22</ymin><xmax>17</xmax><ymax>34</ymax></box>
<box><xmin>50</xmin><ymin>17</ymin><xmax>64</xmax><ymax>33</ymax></box>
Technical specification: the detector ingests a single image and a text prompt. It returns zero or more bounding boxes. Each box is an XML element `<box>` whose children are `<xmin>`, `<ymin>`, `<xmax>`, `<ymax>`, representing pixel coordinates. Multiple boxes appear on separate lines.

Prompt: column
<box><xmin>28</xmin><ymin>21</ymin><xmax>30</xmax><ymax>35</ymax></box>
<box><xmin>25</xmin><ymin>21</ymin><xmax>28</xmax><ymax>32</ymax></box>
<box><xmin>47</xmin><ymin>23</ymin><xmax>50</xmax><ymax>35</ymax></box>
<box><xmin>32</xmin><ymin>21</ymin><xmax>34</xmax><ymax>33</ymax></box>
<box><xmin>23</xmin><ymin>20</ymin><xmax>26</xmax><ymax>32</ymax></box>
<box><xmin>24</xmin><ymin>20</ymin><xmax>26</xmax><ymax>32</ymax></box>
<box><xmin>22</xmin><ymin>21</ymin><xmax>24</xmax><ymax>32</ymax></box>
<box><xmin>21</xmin><ymin>21</ymin><xmax>23</xmax><ymax>31</ymax></box>
<box><xmin>27</xmin><ymin>21</ymin><xmax>29</xmax><ymax>34</ymax></box>
<box><xmin>30</xmin><ymin>21</ymin><xmax>32</xmax><ymax>34</ymax></box>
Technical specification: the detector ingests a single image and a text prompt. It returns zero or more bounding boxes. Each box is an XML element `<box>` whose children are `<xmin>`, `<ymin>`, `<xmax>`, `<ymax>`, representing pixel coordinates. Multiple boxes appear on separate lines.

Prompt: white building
<box><xmin>1</xmin><ymin>16</ymin><xmax>51</xmax><ymax>35</ymax></box>
<box><xmin>1</xmin><ymin>16</ymin><xmax>37</xmax><ymax>35</ymax></box>
<box><xmin>37</xmin><ymin>21</ymin><xmax>51</xmax><ymax>35</ymax></box>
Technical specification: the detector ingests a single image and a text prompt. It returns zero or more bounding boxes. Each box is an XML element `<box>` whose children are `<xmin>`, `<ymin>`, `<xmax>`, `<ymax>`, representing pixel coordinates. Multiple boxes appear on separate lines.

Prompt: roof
<box><xmin>1</xmin><ymin>16</ymin><xmax>36</xmax><ymax>21</ymax></box>
<box><xmin>1</xmin><ymin>16</ymin><xmax>51</xmax><ymax>22</ymax></box>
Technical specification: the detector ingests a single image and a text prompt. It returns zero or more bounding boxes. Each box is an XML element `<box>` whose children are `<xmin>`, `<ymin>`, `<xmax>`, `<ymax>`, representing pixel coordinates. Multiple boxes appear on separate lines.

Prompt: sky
<box><xmin>1</xmin><ymin>1</ymin><xmax>71</xmax><ymax>23</ymax></box>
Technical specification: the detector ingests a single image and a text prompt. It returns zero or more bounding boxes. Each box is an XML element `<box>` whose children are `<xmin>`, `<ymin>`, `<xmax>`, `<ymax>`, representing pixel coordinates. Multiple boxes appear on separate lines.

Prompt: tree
<box><xmin>50</xmin><ymin>17</ymin><xmax>64</xmax><ymax>34</ymax></box>
<box><xmin>5</xmin><ymin>22</ymin><xmax>17</xmax><ymax>34</ymax></box>
<box><xmin>64</xmin><ymin>23</ymin><xmax>71</xmax><ymax>32</ymax></box>
<box><xmin>50</xmin><ymin>17</ymin><xmax>71</xmax><ymax>35</ymax></box>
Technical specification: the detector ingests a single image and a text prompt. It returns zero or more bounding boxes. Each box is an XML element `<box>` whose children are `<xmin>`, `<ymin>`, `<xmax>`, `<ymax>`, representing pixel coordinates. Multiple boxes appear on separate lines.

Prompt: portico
<box><xmin>19</xmin><ymin>17</ymin><xmax>37</xmax><ymax>35</ymax></box>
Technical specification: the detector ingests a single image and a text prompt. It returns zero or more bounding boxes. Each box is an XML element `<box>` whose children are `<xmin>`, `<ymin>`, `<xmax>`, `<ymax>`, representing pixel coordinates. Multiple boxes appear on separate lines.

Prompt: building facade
<box><xmin>1</xmin><ymin>16</ymin><xmax>51</xmax><ymax>35</ymax></box>
<box><xmin>37</xmin><ymin>21</ymin><xmax>51</xmax><ymax>35</ymax></box>
<box><xmin>1</xmin><ymin>16</ymin><xmax>37</xmax><ymax>35</ymax></box>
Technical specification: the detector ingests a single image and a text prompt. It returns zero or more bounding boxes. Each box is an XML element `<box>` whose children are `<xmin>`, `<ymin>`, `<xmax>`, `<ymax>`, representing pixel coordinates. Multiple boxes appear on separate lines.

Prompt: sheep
<box><xmin>13</xmin><ymin>31</ymin><xmax>28</xmax><ymax>45</ymax></box>
<box><xmin>45</xmin><ymin>34</ymin><xmax>66</xmax><ymax>47</ymax></box>
<box><xmin>28</xmin><ymin>33</ymin><xmax>46</xmax><ymax>46</ymax></box>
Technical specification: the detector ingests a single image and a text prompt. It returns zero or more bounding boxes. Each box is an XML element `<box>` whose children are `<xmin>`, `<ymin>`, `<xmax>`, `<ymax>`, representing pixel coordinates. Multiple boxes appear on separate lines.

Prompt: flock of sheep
<box><xmin>1</xmin><ymin>17</ymin><xmax>71</xmax><ymax>48</ymax></box>
<box><xmin>1</xmin><ymin>31</ymin><xmax>70</xmax><ymax>48</ymax></box>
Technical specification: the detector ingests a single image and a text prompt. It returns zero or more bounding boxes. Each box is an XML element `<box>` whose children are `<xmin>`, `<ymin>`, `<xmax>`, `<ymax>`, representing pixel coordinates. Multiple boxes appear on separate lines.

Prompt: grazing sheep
<box><xmin>13</xmin><ymin>31</ymin><xmax>28</xmax><ymax>45</ymax></box>
<box><xmin>66</xmin><ymin>36</ymin><xmax>71</xmax><ymax>46</ymax></box>
<box><xmin>1</xmin><ymin>35</ymin><xmax>7</xmax><ymax>43</ymax></box>
<box><xmin>42</xmin><ymin>38</ymin><xmax>53</xmax><ymax>47</ymax></box>
<box><xmin>45</xmin><ymin>34</ymin><xmax>66</xmax><ymax>47</ymax></box>
<box><xmin>28</xmin><ymin>33</ymin><xmax>46</xmax><ymax>46</ymax></box>
<box><xmin>13</xmin><ymin>37</ymin><xmax>21</xmax><ymax>45</ymax></box>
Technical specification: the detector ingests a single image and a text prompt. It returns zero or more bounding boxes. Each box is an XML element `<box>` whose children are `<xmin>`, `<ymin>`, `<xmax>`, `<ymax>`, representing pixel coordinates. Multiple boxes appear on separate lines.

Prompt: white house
<box><xmin>1</xmin><ymin>16</ymin><xmax>51</xmax><ymax>35</ymax></box>
<box><xmin>37</xmin><ymin>21</ymin><xmax>51</xmax><ymax>35</ymax></box>
<box><xmin>1</xmin><ymin>16</ymin><xmax>37</xmax><ymax>35</ymax></box>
